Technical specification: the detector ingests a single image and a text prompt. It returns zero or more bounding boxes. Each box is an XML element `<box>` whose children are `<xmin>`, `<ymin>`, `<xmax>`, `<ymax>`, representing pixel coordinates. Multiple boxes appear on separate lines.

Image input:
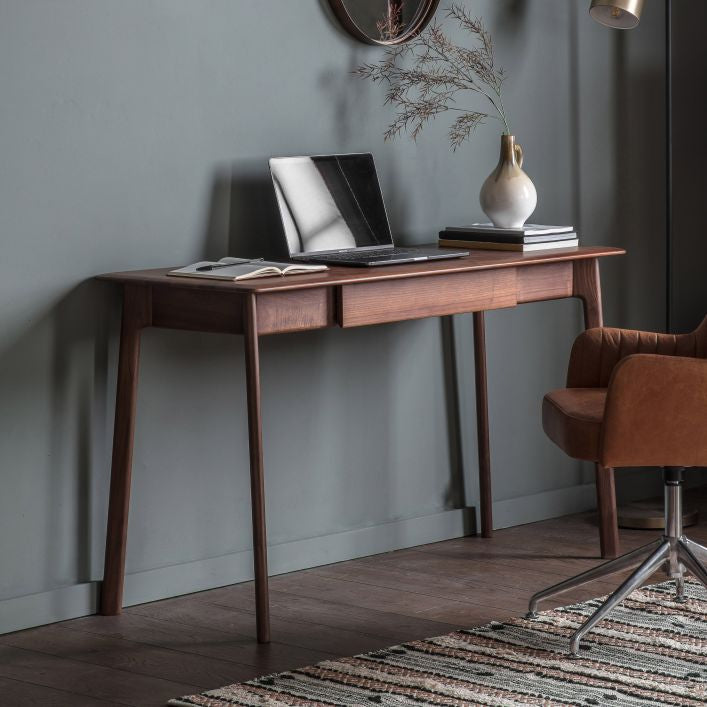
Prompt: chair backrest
<box><xmin>568</xmin><ymin>316</ymin><xmax>707</xmax><ymax>389</ymax></box>
<box><xmin>600</xmin><ymin>352</ymin><xmax>707</xmax><ymax>468</ymax></box>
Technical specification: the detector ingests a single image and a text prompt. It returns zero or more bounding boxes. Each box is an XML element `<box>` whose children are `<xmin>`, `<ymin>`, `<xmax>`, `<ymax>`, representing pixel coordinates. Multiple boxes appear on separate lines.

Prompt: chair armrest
<box><xmin>567</xmin><ymin>325</ymin><xmax>705</xmax><ymax>388</ymax></box>
<box><xmin>599</xmin><ymin>354</ymin><xmax>707</xmax><ymax>468</ymax></box>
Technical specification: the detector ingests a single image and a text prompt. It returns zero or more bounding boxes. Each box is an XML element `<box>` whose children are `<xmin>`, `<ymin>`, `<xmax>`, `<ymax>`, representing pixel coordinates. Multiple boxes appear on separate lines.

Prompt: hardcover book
<box><xmin>439</xmin><ymin>230</ymin><xmax>578</xmax><ymax>245</ymax></box>
<box><xmin>438</xmin><ymin>237</ymin><xmax>579</xmax><ymax>252</ymax></box>
<box><xmin>445</xmin><ymin>223</ymin><xmax>574</xmax><ymax>236</ymax></box>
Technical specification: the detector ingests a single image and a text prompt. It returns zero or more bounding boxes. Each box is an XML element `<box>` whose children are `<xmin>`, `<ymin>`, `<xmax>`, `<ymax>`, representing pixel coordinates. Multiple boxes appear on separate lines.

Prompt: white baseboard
<box><xmin>493</xmin><ymin>483</ymin><xmax>597</xmax><ymax>529</ymax></box>
<box><xmin>0</xmin><ymin>507</ymin><xmax>473</xmax><ymax>635</ymax></box>
<box><xmin>0</xmin><ymin>482</ymin><xmax>603</xmax><ymax>635</ymax></box>
<box><xmin>122</xmin><ymin>506</ymin><xmax>476</xmax><ymax>607</ymax></box>
<box><xmin>0</xmin><ymin>582</ymin><xmax>99</xmax><ymax>636</ymax></box>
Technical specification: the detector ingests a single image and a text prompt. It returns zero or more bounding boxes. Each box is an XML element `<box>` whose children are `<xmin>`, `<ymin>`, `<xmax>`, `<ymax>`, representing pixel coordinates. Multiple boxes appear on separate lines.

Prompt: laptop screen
<box><xmin>270</xmin><ymin>154</ymin><xmax>393</xmax><ymax>255</ymax></box>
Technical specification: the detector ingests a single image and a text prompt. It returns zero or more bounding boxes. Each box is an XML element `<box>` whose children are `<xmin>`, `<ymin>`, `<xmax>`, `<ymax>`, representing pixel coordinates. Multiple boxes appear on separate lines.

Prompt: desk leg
<box><xmin>473</xmin><ymin>312</ymin><xmax>493</xmax><ymax>538</ymax></box>
<box><xmin>573</xmin><ymin>259</ymin><xmax>618</xmax><ymax>557</ymax></box>
<box><xmin>573</xmin><ymin>258</ymin><xmax>603</xmax><ymax>329</ymax></box>
<box><xmin>244</xmin><ymin>294</ymin><xmax>270</xmax><ymax>644</ymax></box>
<box><xmin>101</xmin><ymin>285</ymin><xmax>150</xmax><ymax>615</ymax></box>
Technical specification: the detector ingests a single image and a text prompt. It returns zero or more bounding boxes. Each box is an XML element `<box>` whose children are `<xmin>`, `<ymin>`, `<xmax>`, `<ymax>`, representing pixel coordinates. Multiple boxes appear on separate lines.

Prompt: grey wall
<box><xmin>0</xmin><ymin>0</ymin><xmax>670</xmax><ymax>634</ymax></box>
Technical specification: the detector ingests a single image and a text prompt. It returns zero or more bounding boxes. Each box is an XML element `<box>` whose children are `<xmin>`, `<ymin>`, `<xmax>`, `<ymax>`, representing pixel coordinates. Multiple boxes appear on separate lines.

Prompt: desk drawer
<box><xmin>516</xmin><ymin>262</ymin><xmax>573</xmax><ymax>303</ymax></box>
<box><xmin>257</xmin><ymin>287</ymin><xmax>335</xmax><ymax>334</ymax></box>
<box><xmin>339</xmin><ymin>269</ymin><xmax>517</xmax><ymax>327</ymax></box>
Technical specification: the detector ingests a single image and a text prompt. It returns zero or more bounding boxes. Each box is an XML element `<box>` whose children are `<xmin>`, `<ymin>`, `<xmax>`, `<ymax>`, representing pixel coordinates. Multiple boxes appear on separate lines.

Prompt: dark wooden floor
<box><xmin>2</xmin><ymin>494</ymin><xmax>706</xmax><ymax>706</ymax></box>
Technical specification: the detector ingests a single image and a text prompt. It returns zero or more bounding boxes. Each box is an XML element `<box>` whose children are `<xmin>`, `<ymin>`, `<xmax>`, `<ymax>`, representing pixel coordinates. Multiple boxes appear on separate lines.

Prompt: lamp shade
<box><xmin>589</xmin><ymin>0</ymin><xmax>644</xmax><ymax>29</ymax></box>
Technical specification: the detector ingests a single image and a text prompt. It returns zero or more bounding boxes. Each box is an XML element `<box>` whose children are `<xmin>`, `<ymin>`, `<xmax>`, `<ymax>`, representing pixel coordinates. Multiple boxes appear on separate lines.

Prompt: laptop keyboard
<box><xmin>320</xmin><ymin>247</ymin><xmax>423</xmax><ymax>261</ymax></box>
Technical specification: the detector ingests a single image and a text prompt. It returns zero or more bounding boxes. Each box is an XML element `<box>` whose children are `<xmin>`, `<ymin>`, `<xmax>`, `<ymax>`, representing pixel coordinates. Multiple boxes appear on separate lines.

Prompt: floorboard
<box><xmin>0</xmin><ymin>644</ymin><xmax>200</xmax><ymax>707</ymax></box>
<box><xmin>1</xmin><ymin>495</ymin><xmax>705</xmax><ymax>707</ymax></box>
<box><xmin>0</xmin><ymin>677</ymin><xmax>119</xmax><ymax>707</ymax></box>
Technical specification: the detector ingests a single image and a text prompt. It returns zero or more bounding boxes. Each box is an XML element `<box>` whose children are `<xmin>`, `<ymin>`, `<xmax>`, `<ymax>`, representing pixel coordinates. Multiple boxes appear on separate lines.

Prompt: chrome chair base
<box><xmin>526</xmin><ymin>468</ymin><xmax>707</xmax><ymax>655</ymax></box>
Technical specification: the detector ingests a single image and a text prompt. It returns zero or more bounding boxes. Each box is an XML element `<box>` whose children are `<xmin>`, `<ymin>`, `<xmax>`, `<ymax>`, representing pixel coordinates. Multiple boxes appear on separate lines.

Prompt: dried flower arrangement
<box><xmin>356</xmin><ymin>3</ymin><xmax>511</xmax><ymax>150</ymax></box>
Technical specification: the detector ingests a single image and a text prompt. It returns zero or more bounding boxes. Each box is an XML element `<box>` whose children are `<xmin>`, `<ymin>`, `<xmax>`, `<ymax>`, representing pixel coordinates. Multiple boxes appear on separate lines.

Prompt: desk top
<box><xmin>98</xmin><ymin>245</ymin><xmax>625</xmax><ymax>294</ymax></box>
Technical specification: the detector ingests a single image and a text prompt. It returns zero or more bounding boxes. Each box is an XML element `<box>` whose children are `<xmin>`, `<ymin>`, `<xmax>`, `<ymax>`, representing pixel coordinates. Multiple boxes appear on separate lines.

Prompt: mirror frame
<box><xmin>328</xmin><ymin>0</ymin><xmax>441</xmax><ymax>45</ymax></box>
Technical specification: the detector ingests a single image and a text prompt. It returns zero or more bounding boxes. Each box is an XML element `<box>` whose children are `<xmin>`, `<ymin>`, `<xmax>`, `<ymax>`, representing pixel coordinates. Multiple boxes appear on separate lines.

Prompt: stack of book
<box><xmin>438</xmin><ymin>223</ymin><xmax>578</xmax><ymax>252</ymax></box>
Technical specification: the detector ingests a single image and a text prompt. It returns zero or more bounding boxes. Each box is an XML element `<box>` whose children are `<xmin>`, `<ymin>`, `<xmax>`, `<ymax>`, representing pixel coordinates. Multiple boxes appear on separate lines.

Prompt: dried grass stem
<box><xmin>355</xmin><ymin>3</ymin><xmax>511</xmax><ymax>150</ymax></box>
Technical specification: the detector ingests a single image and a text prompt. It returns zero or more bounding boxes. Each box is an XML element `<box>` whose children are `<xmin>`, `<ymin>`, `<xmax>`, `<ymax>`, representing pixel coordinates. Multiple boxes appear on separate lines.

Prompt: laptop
<box><xmin>269</xmin><ymin>153</ymin><xmax>468</xmax><ymax>267</ymax></box>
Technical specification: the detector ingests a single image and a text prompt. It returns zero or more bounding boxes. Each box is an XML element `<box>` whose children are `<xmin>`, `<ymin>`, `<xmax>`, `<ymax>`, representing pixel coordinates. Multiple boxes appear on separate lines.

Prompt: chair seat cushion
<box><xmin>542</xmin><ymin>388</ymin><xmax>607</xmax><ymax>462</ymax></box>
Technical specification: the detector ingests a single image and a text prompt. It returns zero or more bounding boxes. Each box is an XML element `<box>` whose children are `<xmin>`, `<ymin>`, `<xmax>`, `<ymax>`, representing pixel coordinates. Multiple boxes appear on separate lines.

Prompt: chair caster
<box><xmin>525</xmin><ymin>611</ymin><xmax>539</xmax><ymax>620</ymax></box>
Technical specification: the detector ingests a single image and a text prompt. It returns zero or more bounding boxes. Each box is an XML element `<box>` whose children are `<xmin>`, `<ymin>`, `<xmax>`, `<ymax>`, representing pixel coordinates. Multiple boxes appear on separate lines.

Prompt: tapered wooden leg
<box><xmin>573</xmin><ymin>258</ymin><xmax>603</xmax><ymax>329</ymax></box>
<box><xmin>595</xmin><ymin>463</ymin><xmax>620</xmax><ymax>558</ymax></box>
<box><xmin>473</xmin><ymin>311</ymin><xmax>493</xmax><ymax>538</ymax></box>
<box><xmin>575</xmin><ymin>260</ymin><xmax>618</xmax><ymax>556</ymax></box>
<box><xmin>101</xmin><ymin>285</ymin><xmax>151</xmax><ymax>615</ymax></box>
<box><xmin>244</xmin><ymin>294</ymin><xmax>270</xmax><ymax>644</ymax></box>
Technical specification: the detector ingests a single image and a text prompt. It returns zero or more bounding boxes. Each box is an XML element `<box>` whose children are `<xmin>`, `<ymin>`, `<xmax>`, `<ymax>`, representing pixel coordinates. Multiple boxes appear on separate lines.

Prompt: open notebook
<box><xmin>168</xmin><ymin>257</ymin><xmax>328</xmax><ymax>282</ymax></box>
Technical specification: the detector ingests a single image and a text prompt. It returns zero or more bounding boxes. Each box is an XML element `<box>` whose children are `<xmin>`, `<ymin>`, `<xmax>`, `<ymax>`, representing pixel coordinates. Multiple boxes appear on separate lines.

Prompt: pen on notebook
<box><xmin>196</xmin><ymin>258</ymin><xmax>264</xmax><ymax>272</ymax></box>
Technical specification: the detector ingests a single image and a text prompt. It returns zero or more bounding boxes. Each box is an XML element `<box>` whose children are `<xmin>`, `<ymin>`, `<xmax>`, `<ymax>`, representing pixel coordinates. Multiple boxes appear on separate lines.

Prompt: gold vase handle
<box><xmin>514</xmin><ymin>143</ymin><xmax>523</xmax><ymax>168</ymax></box>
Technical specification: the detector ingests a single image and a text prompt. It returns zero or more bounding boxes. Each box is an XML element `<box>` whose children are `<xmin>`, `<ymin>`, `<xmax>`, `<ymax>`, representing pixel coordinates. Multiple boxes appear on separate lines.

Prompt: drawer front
<box><xmin>339</xmin><ymin>269</ymin><xmax>517</xmax><ymax>327</ymax></box>
<box><xmin>152</xmin><ymin>287</ymin><xmax>243</xmax><ymax>334</ymax></box>
<box><xmin>257</xmin><ymin>287</ymin><xmax>335</xmax><ymax>334</ymax></box>
<box><xmin>516</xmin><ymin>262</ymin><xmax>573</xmax><ymax>304</ymax></box>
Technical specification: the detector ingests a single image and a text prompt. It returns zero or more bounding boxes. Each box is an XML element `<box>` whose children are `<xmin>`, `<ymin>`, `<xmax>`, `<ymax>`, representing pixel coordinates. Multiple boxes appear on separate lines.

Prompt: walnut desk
<box><xmin>98</xmin><ymin>245</ymin><xmax>624</xmax><ymax>643</ymax></box>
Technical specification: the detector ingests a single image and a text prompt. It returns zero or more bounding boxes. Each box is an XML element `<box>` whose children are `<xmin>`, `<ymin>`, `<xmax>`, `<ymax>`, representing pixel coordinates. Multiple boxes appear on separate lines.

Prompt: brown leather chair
<box><xmin>528</xmin><ymin>316</ymin><xmax>707</xmax><ymax>654</ymax></box>
<box><xmin>543</xmin><ymin>316</ymin><xmax>707</xmax><ymax>558</ymax></box>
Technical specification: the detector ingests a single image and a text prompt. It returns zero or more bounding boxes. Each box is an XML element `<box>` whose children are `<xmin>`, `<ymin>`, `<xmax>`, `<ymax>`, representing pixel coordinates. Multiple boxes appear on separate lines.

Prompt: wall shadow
<box><xmin>228</xmin><ymin>162</ymin><xmax>289</xmax><ymax>260</ymax></box>
<box><xmin>197</xmin><ymin>162</ymin><xmax>287</xmax><ymax>262</ymax></box>
<box><xmin>491</xmin><ymin>0</ymin><xmax>528</xmax><ymax>32</ymax></box>
<box><xmin>200</xmin><ymin>169</ymin><xmax>233</xmax><ymax>261</ymax></box>
<box><xmin>0</xmin><ymin>161</ymin><xmax>261</xmax><ymax>601</ymax></box>
<box><xmin>614</xmin><ymin>32</ymin><xmax>667</xmax><ymax>331</ymax></box>
<box><xmin>440</xmin><ymin>316</ymin><xmax>466</xmax><ymax>513</ymax></box>
<box><xmin>49</xmin><ymin>281</ymin><xmax>114</xmax><ymax>585</ymax></box>
<box><xmin>318</xmin><ymin>44</ymin><xmax>368</xmax><ymax>149</ymax></box>
<box><xmin>0</xmin><ymin>278</ymin><xmax>116</xmax><ymax>597</ymax></box>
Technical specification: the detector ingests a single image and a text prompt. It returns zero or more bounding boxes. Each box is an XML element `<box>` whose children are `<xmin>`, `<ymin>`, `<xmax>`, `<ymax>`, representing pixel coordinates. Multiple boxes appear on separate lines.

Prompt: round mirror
<box><xmin>328</xmin><ymin>0</ymin><xmax>440</xmax><ymax>45</ymax></box>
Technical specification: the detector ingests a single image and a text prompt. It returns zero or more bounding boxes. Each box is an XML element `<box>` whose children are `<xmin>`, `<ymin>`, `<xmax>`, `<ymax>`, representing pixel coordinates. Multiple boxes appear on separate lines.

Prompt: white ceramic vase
<box><xmin>480</xmin><ymin>134</ymin><xmax>537</xmax><ymax>229</ymax></box>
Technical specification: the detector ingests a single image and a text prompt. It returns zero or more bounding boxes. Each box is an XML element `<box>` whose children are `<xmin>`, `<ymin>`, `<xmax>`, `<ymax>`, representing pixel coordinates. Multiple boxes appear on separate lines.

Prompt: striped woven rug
<box><xmin>170</xmin><ymin>579</ymin><xmax>706</xmax><ymax>706</ymax></box>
